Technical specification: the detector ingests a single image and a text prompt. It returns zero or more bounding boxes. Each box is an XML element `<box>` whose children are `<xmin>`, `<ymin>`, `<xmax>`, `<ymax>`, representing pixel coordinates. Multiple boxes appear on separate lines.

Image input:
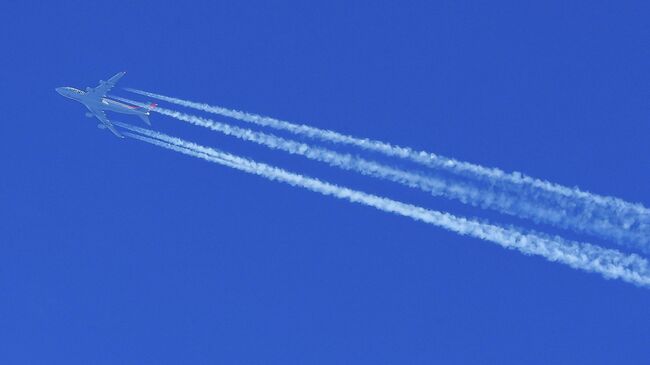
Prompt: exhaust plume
<box><xmin>119</xmin><ymin>125</ymin><xmax>650</xmax><ymax>288</ymax></box>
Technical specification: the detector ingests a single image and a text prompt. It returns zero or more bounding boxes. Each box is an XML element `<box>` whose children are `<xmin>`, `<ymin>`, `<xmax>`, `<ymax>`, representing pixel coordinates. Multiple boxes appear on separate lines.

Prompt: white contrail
<box><xmin>123</xmin><ymin>88</ymin><xmax>650</xmax><ymax>234</ymax></box>
<box><xmin>111</xmin><ymin>98</ymin><xmax>650</xmax><ymax>250</ymax></box>
<box><xmin>119</xmin><ymin>126</ymin><xmax>650</xmax><ymax>288</ymax></box>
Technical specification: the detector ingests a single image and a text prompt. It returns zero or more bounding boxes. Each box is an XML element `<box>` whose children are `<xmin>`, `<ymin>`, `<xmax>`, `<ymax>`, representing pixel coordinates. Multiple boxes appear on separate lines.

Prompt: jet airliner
<box><xmin>56</xmin><ymin>72</ymin><xmax>156</xmax><ymax>138</ymax></box>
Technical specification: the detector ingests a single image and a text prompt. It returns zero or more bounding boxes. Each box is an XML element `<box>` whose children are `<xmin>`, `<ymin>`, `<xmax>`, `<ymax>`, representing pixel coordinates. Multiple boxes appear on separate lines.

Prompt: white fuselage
<box><xmin>55</xmin><ymin>87</ymin><xmax>146</xmax><ymax>116</ymax></box>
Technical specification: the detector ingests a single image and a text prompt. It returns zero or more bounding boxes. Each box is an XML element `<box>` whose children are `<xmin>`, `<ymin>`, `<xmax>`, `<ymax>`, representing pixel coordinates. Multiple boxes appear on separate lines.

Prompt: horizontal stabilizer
<box><xmin>138</xmin><ymin>113</ymin><xmax>151</xmax><ymax>126</ymax></box>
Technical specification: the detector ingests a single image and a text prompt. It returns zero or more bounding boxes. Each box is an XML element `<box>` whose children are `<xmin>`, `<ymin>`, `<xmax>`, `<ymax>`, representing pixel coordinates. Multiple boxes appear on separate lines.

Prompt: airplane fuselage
<box><xmin>56</xmin><ymin>87</ymin><xmax>147</xmax><ymax>117</ymax></box>
<box><xmin>56</xmin><ymin>72</ymin><xmax>153</xmax><ymax>138</ymax></box>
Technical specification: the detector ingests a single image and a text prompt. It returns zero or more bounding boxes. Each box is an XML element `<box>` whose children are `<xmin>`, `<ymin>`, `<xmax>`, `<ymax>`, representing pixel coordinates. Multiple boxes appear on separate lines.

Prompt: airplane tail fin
<box><xmin>137</xmin><ymin>102</ymin><xmax>157</xmax><ymax>126</ymax></box>
<box><xmin>145</xmin><ymin>102</ymin><xmax>157</xmax><ymax>111</ymax></box>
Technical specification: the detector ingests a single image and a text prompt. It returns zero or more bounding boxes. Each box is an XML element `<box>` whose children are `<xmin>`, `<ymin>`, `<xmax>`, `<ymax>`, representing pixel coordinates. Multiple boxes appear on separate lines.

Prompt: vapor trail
<box><xmin>123</xmin><ymin>88</ymin><xmax>650</xmax><ymax>243</ymax></box>
<box><xmin>111</xmin><ymin>97</ymin><xmax>650</xmax><ymax>250</ymax></box>
<box><xmin>120</xmin><ymin>125</ymin><xmax>650</xmax><ymax>288</ymax></box>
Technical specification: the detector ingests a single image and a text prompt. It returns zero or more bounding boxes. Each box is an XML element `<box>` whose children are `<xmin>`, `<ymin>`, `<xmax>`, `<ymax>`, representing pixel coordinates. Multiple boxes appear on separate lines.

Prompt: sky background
<box><xmin>1</xmin><ymin>1</ymin><xmax>649</xmax><ymax>363</ymax></box>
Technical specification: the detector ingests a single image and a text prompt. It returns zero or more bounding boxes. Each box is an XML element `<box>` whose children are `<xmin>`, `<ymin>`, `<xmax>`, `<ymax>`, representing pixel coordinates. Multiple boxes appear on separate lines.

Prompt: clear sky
<box><xmin>1</xmin><ymin>1</ymin><xmax>649</xmax><ymax>364</ymax></box>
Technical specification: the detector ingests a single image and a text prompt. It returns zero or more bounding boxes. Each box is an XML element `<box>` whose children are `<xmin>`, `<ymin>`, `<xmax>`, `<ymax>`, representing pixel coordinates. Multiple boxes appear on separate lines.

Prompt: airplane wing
<box><xmin>90</xmin><ymin>107</ymin><xmax>124</xmax><ymax>138</ymax></box>
<box><xmin>85</xmin><ymin>71</ymin><xmax>126</xmax><ymax>98</ymax></box>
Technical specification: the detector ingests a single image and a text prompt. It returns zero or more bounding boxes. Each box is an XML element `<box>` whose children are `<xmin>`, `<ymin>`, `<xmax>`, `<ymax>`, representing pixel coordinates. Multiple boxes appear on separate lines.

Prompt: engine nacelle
<box><xmin>97</xmin><ymin>124</ymin><xmax>106</xmax><ymax>130</ymax></box>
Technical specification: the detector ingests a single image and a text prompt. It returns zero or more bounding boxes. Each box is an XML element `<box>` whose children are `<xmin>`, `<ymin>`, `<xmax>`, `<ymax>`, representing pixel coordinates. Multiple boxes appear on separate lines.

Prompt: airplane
<box><xmin>56</xmin><ymin>72</ymin><xmax>156</xmax><ymax>138</ymax></box>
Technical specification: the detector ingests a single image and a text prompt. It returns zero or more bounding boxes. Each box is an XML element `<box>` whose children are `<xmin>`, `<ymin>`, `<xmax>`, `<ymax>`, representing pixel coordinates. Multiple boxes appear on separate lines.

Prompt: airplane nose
<box><xmin>55</xmin><ymin>87</ymin><xmax>64</xmax><ymax>95</ymax></box>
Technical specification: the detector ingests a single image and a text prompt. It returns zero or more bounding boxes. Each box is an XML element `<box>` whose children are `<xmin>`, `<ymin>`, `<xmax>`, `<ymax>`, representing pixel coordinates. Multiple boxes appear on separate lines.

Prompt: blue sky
<box><xmin>1</xmin><ymin>1</ymin><xmax>649</xmax><ymax>363</ymax></box>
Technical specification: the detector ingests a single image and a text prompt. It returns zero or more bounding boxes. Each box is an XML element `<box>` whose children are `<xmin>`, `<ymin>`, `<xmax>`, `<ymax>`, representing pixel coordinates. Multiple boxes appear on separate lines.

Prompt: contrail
<box><xmin>119</xmin><ymin>125</ymin><xmax>650</xmax><ymax>288</ymax></box>
<box><xmin>112</xmin><ymin>97</ymin><xmax>650</xmax><ymax>250</ymax></box>
<box><xmin>123</xmin><ymin>89</ymin><xmax>650</xmax><ymax>246</ymax></box>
